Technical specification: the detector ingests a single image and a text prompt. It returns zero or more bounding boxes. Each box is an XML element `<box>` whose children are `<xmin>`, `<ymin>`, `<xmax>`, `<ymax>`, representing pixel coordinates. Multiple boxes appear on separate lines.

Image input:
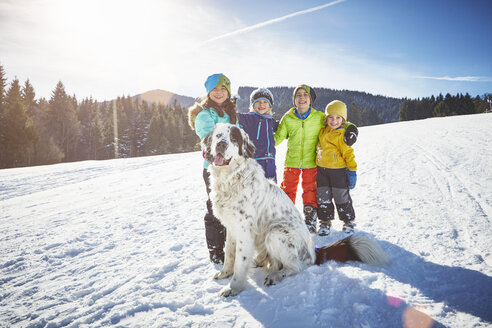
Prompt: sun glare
<box><xmin>41</xmin><ymin>0</ymin><xmax>187</xmax><ymax>63</ymax></box>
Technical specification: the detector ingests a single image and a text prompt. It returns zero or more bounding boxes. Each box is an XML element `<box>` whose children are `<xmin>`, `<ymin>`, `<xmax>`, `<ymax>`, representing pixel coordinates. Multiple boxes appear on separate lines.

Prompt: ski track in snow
<box><xmin>0</xmin><ymin>114</ymin><xmax>491</xmax><ymax>327</ymax></box>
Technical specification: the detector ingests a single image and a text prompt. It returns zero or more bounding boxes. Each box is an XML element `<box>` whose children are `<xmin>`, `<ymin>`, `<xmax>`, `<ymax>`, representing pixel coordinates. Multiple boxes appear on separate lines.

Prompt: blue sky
<box><xmin>1</xmin><ymin>0</ymin><xmax>491</xmax><ymax>101</ymax></box>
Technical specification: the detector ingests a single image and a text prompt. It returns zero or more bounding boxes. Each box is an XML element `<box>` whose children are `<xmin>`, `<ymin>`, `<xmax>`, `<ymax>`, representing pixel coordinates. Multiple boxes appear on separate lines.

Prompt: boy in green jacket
<box><xmin>274</xmin><ymin>84</ymin><xmax>325</xmax><ymax>233</ymax></box>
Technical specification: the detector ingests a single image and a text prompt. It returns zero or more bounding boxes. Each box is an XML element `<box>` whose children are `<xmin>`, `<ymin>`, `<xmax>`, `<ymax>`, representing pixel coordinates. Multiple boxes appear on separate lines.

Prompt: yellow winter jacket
<box><xmin>316</xmin><ymin>126</ymin><xmax>357</xmax><ymax>171</ymax></box>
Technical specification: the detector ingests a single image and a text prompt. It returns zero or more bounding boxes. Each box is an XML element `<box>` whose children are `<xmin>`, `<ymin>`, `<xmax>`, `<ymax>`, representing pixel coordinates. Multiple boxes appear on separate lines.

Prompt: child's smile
<box><xmin>209</xmin><ymin>85</ymin><xmax>229</xmax><ymax>105</ymax></box>
<box><xmin>253</xmin><ymin>99</ymin><xmax>271</xmax><ymax>115</ymax></box>
<box><xmin>294</xmin><ymin>89</ymin><xmax>311</xmax><ymax>112</ymax></box>
<box><xmin>327</xmin><ymin>115</ymin><xmax>344</xmax><ymax>129</ymax></box>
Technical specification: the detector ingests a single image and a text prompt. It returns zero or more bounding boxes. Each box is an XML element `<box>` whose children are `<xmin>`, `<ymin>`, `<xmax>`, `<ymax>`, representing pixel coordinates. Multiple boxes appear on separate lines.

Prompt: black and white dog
<box><xmin>203</xmin><ymin>123</ymin><xmax>389</xmax><ymax>297</ymax></box>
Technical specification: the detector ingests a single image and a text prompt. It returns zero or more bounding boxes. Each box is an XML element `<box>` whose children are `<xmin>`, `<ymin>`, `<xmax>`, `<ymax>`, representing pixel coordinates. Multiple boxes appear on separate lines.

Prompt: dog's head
<box><xmin>202</xmin><ymin>123</ymin><xmax>255</xmax><ymax>166</ymax></box>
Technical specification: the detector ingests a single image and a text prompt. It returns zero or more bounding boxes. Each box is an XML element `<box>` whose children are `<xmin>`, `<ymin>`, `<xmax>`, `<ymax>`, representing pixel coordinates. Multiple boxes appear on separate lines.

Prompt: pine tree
<box><xmin>1</xmin><ymin>79</ymin><xmax>36</xmax><ymax>167</ymax></box>
<box><xmin>462</xmin><ymin>93</ymin><xmax>475</xmax><ymax>115</ymax></box>
<box><xmin>99</xmin><ymin>101</ymin><xmax>116</xmax><ymax>159</ymax></box>
<box><xmin>0</xmin><ymin>64</ymin><xmax>7</xmax><ymax>165</ymax></box>
<box><xmin>22</xmin><ymin>79</ymin><xmax>36</xmax><ymax>116</ymax></box>
<box><xmin>47</xmin><ymin>81</ymin><xmax>81</xmax><ymax>162</ymax></box>
<box><xmin>78</xmin><ymin>97</ymin><xmax>104</xmax><ymax>160</ymax></box>
<box><xmin>348</xmin><ymin>102</ymin><xmax>363</xmax><ymax>126</ymax></box>
<box><xmin>444</xmin><ymin>93</ymin><xmax>455</xmax><ymax>115</ymax></box>
<box><xmin>32</xmin><ymin>98</ymin><xmax>64</xmax><ymax>165</ymax></box>
<box><xmin>146</xmin><ymin>111</ymin><xmax>168</xmax><ymax>154</ymax></box>
<box><xmin>399</xmin><ymin>100</ymin><xmax>413</xmax><ymax>121</ymax></box>
<box><xmin>21</xmin><ymin>79</ymin><xmax>38</xmax><ymax>165</ymax></box>
<box><xmin>473</xmin><ymin>95</ymin><xmax>489</xmax><ymax>113</ymax></box>
<box><xmin>433</xmin><ymin>101</ymin><xmax>450</xmax><ymax>117</ymax></box>
<box><xmin>115</xmin><ymin>97</ymin><xmax>130</xmax><ymax>157</ymax></box>
<box><xmin>361</xmin><ymin>107</ymin><xmax>382</xmax><ymax>126</ymax></box>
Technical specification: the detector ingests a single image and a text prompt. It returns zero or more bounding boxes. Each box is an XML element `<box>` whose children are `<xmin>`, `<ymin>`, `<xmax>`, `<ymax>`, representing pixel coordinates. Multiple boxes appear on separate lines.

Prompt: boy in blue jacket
<box><xmin>238</xmin><ymin>88</ymin><xmax>279</xmax><ymax>181</ymax></box>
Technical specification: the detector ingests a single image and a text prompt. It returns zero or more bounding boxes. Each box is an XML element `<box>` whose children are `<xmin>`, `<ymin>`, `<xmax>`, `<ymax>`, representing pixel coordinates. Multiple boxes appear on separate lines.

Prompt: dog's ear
<box><xmin>230</xmin><ymin>125</ymin><xmax>255</xmax><ymax>159</ymax></box>
<box><xmin>201</xmin><ymin>131</ymin><xmax>211</xmax><ymax>149</ymax></box>
<box><xmin>201</xmin><ymin>131</ymin><xmax>214</xmax><ymax>163</ymax></box>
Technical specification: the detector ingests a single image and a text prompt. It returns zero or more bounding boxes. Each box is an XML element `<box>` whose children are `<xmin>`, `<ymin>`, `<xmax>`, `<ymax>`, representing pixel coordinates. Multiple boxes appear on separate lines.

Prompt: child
<box><xmin>316</xmin><ymin>100</ymin><xmax>357</xmax><ymax>235</ymax></box>
<box><xmin>274</xmin><ymin>84</ymin><xmax>325</xmax><ymax>233</ymax></box>
<box><xmin>238</xmin><ymin>88</ymin><xmax>278</xmax><ymax>181</ymax></box>
<box><xmin>188</xmin><ymin>73</ymin><xmax>237</xmax><ymax>264</ymax></box>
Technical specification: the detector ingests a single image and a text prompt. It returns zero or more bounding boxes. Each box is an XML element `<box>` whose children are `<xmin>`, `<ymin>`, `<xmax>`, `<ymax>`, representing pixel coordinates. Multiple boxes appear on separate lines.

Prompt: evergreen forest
<box><xmin>0</xmin><ymin>64</ymin><xmax>490</xmax><ymax>169</ymax></box>
<box><xmin>0</xmin><ymin>65</ymin><xmax>198</xmax><ymax>169</ymax></box>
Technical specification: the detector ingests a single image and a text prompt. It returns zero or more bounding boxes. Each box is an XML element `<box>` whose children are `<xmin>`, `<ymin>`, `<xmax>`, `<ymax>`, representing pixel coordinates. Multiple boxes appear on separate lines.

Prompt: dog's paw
<box><xmin>219</xmin><ymin>285</ymin><xmax>242</xmax><ymax>297</ymax></box>
<box><xmin>214</xmin><ymin>270</ymin><xmax>232</xmax><ymax>280</ymax></box>
<box><xmin>264</xmin><ymin>272</ymin><xmax>287</xmax><ymax>286</ymax></box>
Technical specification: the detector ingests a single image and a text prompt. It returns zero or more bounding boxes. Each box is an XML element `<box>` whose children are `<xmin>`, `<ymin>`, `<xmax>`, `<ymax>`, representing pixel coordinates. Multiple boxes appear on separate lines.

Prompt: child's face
<box><xmin>209</xmin><ymin>85</ymin><xmax>229</xmax><ymax>105</ymax></box>
<box><xmin>294</xmin><ymin>89</ymin><xmax>311</xmax><ymax>112</ymax></box>
<box><xmin>327</xmin><ymin>115</ymin><xmax>344</xmax><ymax>129</ymax></box>
<box><xmin>253</xmin><ymin>99</ymin><xmax>271</xmax><ymax>115</ymax></box>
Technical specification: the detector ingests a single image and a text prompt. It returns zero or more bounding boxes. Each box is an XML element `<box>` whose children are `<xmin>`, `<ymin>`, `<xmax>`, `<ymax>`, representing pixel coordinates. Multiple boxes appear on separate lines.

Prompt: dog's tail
<box><xmin>315</xmin><ymin>234</ymin><xmax>390</xmax><ymax>267</ymax></box>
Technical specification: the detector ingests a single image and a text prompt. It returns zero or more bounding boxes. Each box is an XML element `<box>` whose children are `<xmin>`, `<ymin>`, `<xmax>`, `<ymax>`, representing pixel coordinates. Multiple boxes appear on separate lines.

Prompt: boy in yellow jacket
<box><xmin>316</xmin><ymin>100</ymin><xmax>357</xmax><ymax>235</ymax></box>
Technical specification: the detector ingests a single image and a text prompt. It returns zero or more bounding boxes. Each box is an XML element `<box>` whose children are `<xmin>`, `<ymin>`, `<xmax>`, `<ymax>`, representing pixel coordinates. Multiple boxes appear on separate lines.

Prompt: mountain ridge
<box><xmin>132</xmin><ymin>89</ymin><xmax>196</xmax><ymax>108</ymax></box>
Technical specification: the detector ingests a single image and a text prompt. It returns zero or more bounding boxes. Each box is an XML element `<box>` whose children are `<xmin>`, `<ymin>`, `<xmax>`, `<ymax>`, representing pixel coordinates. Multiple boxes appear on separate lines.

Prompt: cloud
<box><xmin>198</xmin><ymin>0</ymin><xmax>346</xmax><ymax>46</ymax></box>
<box><xmin>416</xmin><ymin>76</ymin><xmax>492</xmax><ymax>82</ymax></box>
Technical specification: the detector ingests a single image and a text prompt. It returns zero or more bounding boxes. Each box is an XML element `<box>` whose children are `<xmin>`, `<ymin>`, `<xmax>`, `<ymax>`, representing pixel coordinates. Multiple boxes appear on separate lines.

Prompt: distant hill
<box><xmin>132</xmin><ymin>87</ymin><xmax>403</xmax><ymax>125</ymax></box>
<box><xmin>235</xmin><ymin>86</ymin><xmax>403</xmax><ymax>125</ymax></box>
<box><xmin>133</xmin><ymin>89</ymin><xmax>196</xmax><ymax>108</ymax></box>
<box><xmin>130</xmin><ymin>86</ymin><xmax>403</xmax><ymax>126</ymax></box>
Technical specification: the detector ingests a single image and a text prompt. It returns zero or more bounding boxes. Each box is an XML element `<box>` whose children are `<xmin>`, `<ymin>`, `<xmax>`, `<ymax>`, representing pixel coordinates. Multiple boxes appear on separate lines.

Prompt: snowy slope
<box><xmin>1</xmin><ymin>114</ymin><xmax>491</xmax><ymax>328</ymax></box>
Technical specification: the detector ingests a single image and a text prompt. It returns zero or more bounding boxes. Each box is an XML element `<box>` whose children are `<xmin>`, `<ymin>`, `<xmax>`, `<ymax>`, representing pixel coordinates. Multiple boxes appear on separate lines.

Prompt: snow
<box><xmin>1</xmin><ymin>114</ymin><xmax>491</xmax><ymax>328</ymax></box>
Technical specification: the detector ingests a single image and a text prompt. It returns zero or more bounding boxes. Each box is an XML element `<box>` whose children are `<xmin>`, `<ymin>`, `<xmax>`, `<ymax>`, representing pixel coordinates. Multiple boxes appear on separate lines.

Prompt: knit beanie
<box><xmin>250</xmin><ymin>88</ymin><xmax>274</xmax><ymax>108</ymax></box>
<box><xmin>204</xmin><ymin>73</ymin><xmax>231</xmax><ymax>96</ymax></box>
<box><xmin>293</xmin><ymin>84</ymin><xmax>317</xmax><ymax>106</ymax></box>
<box><xmin>325</xmin><ymin>100</ymin><xmax>347</xmax><ymax>121</ymax></box>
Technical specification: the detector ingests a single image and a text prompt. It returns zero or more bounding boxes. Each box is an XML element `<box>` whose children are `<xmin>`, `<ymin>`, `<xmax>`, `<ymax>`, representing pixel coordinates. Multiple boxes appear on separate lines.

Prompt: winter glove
<box><xmin>344</xmin><ymin>123</ymin><xmax>358</xmax><ymax>146</ymax></box>
<box><xmin>347</xmin><ymin>170</ymin><xmax>357</xmax><ymax>189</ymax></box>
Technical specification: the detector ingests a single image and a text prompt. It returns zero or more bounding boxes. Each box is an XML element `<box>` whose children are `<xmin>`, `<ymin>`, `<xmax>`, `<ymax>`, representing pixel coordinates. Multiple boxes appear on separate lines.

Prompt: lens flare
<box><xmin>402</xmin><ymin>306</ymin><xmax>434</xmax><ymax>328</ymax></box>
<box><xmin>387</xmin><ymin>295</ymin><xmax>403</xmax><ymax>307</ymax></box>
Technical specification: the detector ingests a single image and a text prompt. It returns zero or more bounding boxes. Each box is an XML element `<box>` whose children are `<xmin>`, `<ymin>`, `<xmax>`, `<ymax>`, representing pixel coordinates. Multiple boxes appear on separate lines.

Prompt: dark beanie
<box><xmin>250</xmin><ymin>88</ymin><xmax>274</xmax><ymax>108</ymax></box>
<box><xmin>293</xmin><ymin>84</ymin><xmax>316</xmax><ymax>106</ymax></box>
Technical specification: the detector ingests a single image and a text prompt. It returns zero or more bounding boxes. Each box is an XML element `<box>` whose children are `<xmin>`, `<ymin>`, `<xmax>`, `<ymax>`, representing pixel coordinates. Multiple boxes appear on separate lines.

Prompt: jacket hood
<box><xmin>188</xmin><ymin>102</ymin><xmax>203</xmax><ymax>130</ymax></box>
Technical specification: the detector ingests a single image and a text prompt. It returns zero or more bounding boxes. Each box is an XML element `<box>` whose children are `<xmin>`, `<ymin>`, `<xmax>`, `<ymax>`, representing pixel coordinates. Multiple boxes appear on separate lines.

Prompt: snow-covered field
<box><xmin>1</xmin><ymin>114</ymin><xmax>491</xmax><ymax>328</ymax></box>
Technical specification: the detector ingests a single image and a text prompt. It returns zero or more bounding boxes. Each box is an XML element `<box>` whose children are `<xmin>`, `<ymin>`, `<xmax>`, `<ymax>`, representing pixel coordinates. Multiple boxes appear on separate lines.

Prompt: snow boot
<box><xmin>317</xmin><ymin>203</ymin><xmax>334</xmax><ymax>236</ymax></box>
<box><xmin>342</xmin><ymin>221</ymin><xmax>355</xmax><ymax>234</ymax></box>
<box><xmin>318</xmin><ymin>220</ymin><xmax>332</xmax><ymax>236</ymax></box>
<box><xmin>303</xmin><ymin>205</ymin><xmax>317</xmax><ymax>234</ymax></box>
<box><xmin>209</xmin><ymin>248</ymin><xmax>224</xmax><ymax>264</ymax></box>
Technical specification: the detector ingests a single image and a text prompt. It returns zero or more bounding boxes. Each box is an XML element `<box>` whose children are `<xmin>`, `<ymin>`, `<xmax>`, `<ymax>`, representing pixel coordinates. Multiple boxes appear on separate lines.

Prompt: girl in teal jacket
<box><xmin>188</xmin><ymin>73</ymin><xmax>237</xmax><ymax>264</ymax></box>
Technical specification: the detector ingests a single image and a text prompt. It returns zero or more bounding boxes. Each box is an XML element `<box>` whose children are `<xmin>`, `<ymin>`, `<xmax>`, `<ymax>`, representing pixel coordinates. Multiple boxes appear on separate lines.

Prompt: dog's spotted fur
<box><xmin>203</xmin><ymin>123</ymin><xmax>315</xmax><ymax>297</ymax></box>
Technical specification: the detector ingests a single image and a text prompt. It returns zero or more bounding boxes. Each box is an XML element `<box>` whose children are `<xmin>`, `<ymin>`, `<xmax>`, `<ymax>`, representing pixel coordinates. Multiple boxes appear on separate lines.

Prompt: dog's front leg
<box><xmin>214</xmin><ymin>231</ymin><xmax>235</xmax><ymax>280</ymax></box>
<box><xmin>220</xmin><ymin>235</ymin><xmax>254</xmax><ymax>297</ymax></box>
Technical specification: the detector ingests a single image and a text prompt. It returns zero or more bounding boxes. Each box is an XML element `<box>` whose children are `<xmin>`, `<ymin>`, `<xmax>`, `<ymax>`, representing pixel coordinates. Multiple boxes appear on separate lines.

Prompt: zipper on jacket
<box><xmin>266</xmin><ymin>120</ymin><xmax>270</xmax><ymax>152</ymax></box>
<box><xmin>300</xmin><ymin>121</ymin><xmax>304</xmax><ymax>168</ymax></box>
<box><xmin>257</xmin><ymin>121</ymin><xmax>261</xmax><ymax>140</ymax></box>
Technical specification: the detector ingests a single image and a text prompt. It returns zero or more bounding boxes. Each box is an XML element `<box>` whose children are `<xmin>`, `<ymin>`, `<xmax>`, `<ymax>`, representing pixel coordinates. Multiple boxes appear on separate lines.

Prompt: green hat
<box><xmin>325</xmin><ymin>100</ymin><xmax>347</xmax><ymax>121</ymax></box>
<box><xmin>293</xmin><ymin>84</ymin><xmax>317</xmax><ymax>106</ymax></box>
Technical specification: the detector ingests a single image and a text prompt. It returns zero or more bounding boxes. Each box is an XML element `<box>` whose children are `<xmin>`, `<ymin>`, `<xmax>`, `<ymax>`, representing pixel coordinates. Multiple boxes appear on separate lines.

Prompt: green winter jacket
<box><xmin>274</xmin><ymin>107</ymin><xmax>325</xmax><ymax>169</ymax></box>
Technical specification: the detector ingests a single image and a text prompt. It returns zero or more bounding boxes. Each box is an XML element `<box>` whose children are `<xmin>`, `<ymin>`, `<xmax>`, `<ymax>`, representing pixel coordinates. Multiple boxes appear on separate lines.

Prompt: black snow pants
<box><xmin>316</xmin><ymin>167</ymin><xmax>355</xmax><ymax>223</ymax></box>
<box><xmin>203</xmin><ymin>169</ymin><xmax>226</xmax><ymax>253</ymax></box>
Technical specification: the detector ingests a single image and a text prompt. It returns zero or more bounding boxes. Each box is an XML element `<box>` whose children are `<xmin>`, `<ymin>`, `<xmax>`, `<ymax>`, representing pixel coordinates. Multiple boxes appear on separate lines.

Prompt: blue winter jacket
<box><xmin>238</xmin><ymin>112</ymin><xmax>278</xmax><ymax>161</ymax></box>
